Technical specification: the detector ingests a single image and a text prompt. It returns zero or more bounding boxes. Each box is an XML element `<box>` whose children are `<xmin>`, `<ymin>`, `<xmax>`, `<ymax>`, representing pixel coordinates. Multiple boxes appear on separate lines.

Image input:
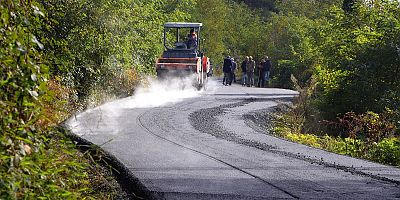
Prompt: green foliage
<box><xmin>336</xmin><ymin>111</ymin><xmax>396</xmax><ymax>143</ymax></box>
<box><xmin>1</xmin><ymin>131</ymin><xmax>91</xmax><ymax>199</ymax></box>
<box><xmin>267</xmin><ymin>0</ymin><xmax>400</xmax><ymax>147</ymax></box>
<box><xmin>235</xmin><ymin>0</ymin><xmax>276</xmax><ymax>15</ymax></box>
<box><xmin>314</xmin><ymin>1</ymin><xmax>400</xmax><ymax>120</ymax></box>
<box><xmin>274</xmin><ymin>117</ymin><xmax>400</xmax><ymax>166</ymax></box>
<box><xmin>225</xmin><ymin>4</ymin><xmax>267</xmax><ymax>62</ymax></box>
<box><xmin>0</xmin><ymin>1</ymin><xmax>47</xmax><ymax>136</ymax></box>
<box><xmin>2</xmin><ymin>0</ymin><xmax>400</xmax><ymax>197</ymax></box>
<box><xmin>0</xmin><ymin>1</ymin><xmax>92</xmax><ymax>198</ymax></box>
<box><xmin>285</xmin><ymin>133</ymin><xmax>321</xmax><ymax>148</ymax></box>
<box><xmin>41</xmin><ymin>0</ymin><xmax>196</xmax><ymax>104</ymax></box>
<box><xmin>194</xmin><ymin>0</ymin><xmax>269</xmax><ymax>74</ymax></box>
<box><xmin>2</xmin><ymin>1</ymin><xmax>81</xmax><ymax>198</ymax></box>
<box><xmin>194</xmin><ymin>0</ymin><xmax>228</xmax><ymax>66</ymax></box>
<box><xmin>276</xmin><ymin>0</ymin><xmax>340</xmax><ymax>18</ymax></box>
<box><xmin>369</xmin><ymin>138</ymin><xmax>400</xmax><ymax>166</ymax></box>
<box><xmin>264</xmin><ymin>13</ymin><xmax>320</xmax><ymax>88</ymax></box>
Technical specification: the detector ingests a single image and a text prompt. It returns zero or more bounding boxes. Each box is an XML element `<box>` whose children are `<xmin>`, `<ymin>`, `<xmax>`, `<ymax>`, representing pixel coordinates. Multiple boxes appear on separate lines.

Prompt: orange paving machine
<box><xmin>155</xmin><ymin>22</ymin><xmax>211</xmax><ymax>89</ymax></box>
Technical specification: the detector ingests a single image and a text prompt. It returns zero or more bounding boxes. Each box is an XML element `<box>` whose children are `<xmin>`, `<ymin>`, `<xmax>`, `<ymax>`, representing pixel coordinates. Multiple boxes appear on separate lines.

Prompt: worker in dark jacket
<box><xmin>260</xmin><ymin>56</ymin><xmax>272</xmax><ymax>87</ymax></box>
<box><xmin>186</xmin><ymin>29</ymin><xmax>197</xmax><ymax>49</ymax></box>
<box><xmin>258</xmin><ymin>59</ymin><xmax>265</xmax><ymax>87</ymax></box>
<box><xmin>241</xmin><ymin>56</ymin><xmax>248</xmax><ymax>86</ymax></box>
<box><xmin>223</xmin><ymin>56</ymin><xmax>233</xmax><ymax>86</ymax></box>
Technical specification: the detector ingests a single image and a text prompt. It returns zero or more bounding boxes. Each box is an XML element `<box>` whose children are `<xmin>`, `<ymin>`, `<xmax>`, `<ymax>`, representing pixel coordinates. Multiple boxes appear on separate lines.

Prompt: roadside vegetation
<box><xmin>1</xmin><ymin>0</ymin><xmax>399</xmax><ymax>198</ymax></box>
<box><xmin>0</xmin><ymin>1</ymin><xmax>137</xmax><ymax>198</ymax></box>
<box><xmin>1</xmin><ymin>0</ymin><xmax>194</xmax><ymax>198</ymax></box>
<box><xmin>208</xmin><ymin>0</ymin><xmax>400</xmax><ymax>167</ymax></box>
<box><xmin>2</xmin><ymin>0</ymin><xmax>267</xmax><ymax>198</ymax></box>
<box><xmin>265</xmin><ymin>0</ymin><xmax>400</xmax><ymax>167</ymax></box>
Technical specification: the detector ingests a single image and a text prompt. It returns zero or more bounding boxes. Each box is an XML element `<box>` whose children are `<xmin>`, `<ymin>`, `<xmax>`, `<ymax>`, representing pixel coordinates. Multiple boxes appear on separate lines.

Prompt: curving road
<box><xmin>67</xmin><ymin>80</ymin><xmax>400</xmax><ymax>200</ymax></box>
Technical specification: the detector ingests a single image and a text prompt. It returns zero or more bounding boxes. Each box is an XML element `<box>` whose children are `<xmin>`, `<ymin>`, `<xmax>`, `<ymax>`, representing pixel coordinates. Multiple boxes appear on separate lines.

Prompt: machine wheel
<box><xmin>157</xmin><ymin>69</ymin><xmax>168</xmax><ymax>79</ymax></box>
<box><xmin>195</xmin><ymin>84</ymin><xmax>203</xmax><ymax>91</ymax></box>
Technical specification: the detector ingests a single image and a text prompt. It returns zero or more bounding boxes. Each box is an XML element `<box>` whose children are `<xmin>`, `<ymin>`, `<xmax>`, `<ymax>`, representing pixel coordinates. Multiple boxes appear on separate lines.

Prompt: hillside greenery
<box><xmin>1</xmin><ymin>0</ymin><xmax>198</xmax><ymax>198</ymax></box>
<box><xmin>1</xmin><ymin>0</ymin><xmax>400</xmax><ymax>198</ymax></box>
<box><xmin>266</xmin><ymin>0</ymin><xmax>400</xmax><ymax>166</ymax></box>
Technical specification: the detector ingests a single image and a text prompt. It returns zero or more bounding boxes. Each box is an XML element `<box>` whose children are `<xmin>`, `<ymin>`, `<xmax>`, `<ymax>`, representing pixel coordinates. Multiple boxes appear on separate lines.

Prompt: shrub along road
<box><xmin>66</xmin><ymin>80</ymin><xmax>400</xmax><ymax>199</ymax></box>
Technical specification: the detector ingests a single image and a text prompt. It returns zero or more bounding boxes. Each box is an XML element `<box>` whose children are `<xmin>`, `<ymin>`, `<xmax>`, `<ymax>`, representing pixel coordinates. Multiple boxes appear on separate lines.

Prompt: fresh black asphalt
<box><xmin>66</xmin><ymin>80</ymin><xmax>400</xmax><ymax>199</ymax></box>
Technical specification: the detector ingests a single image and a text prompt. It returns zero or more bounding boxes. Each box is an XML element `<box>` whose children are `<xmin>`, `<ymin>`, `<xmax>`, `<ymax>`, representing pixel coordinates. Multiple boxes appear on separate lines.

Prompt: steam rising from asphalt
<box><xmin>121</xmin><ymin>75</ymin><xmax>202</xmax><ymax>108</ymax></box>
<box><xmin>68</xmin><ymin>76</ymin><xmax>211</xmax><ymax>136</ymax></box>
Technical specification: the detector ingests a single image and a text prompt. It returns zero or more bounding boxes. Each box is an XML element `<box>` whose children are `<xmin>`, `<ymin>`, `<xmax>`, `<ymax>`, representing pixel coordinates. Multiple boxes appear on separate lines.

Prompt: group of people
<box><xmin>223</xmin><ymin>55</ymin><xmax>272</xmax><ymax>87</ymax></box>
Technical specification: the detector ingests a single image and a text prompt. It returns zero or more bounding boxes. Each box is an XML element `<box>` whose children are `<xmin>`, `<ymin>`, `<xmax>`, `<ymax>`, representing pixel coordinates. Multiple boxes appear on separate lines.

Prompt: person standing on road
<box><xmin>246</xmin><ymin>56</ymin><xmax>255</xmax><ymax>87</ymax></box>
<box><xmin>258</xmin><ymin>59</ymin><xmax>265</xmax><ymax>87</ymax></box>
<box><xmin>241</xmin><ymin>56</ymin><xmax>248</xmax><ymax>86</ymax></box>
<box><xmin>223</xmin><ymin>56</ymin><xmax>233</xmax><ymax>86</ymax></box>
<box><xmin>231</xmin><ymin>57</ymin><xmax>237</xmax><ymax>84</ymax></box>
<box><xmin>262</xmin><ymin>56</ymin><xmax>272</xmax><ymax>87</ymax></box>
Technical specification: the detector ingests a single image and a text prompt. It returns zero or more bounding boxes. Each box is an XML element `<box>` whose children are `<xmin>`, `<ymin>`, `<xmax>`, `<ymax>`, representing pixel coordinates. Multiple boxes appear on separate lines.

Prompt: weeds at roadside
<box><xmin>0</xmin><ymin>128</ymin><xmax>128</xmax><ymax>199</ymax></box>
<box><xmin>274</xmin><ymin>123</ymin><xmax>400</xmax><ymax>167</ymax></box>
<box><xmin>270</xmin><ymin>75</ymin><xmax>400</xmax><ymax>167</ymax></box>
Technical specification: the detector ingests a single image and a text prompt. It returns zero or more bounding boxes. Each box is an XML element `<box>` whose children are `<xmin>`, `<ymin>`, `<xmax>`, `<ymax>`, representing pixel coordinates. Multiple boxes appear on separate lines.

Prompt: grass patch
<box><xmin>273</xmin><ymin>112</ymin><xmax>400</xmax><ymax>167</ymax></box>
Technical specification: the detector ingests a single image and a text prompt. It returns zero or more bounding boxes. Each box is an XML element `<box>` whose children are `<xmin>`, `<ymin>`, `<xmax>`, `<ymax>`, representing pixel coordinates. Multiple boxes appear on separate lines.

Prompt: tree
<box><xmin>342</xmin><ymin>0</ymin><xmax>357</xmax><ymax>12</ymax></box>
<box><xmin>194</xmin><ymin>0</ymin><xmax>228</xmax><ymax>66</ymax></box>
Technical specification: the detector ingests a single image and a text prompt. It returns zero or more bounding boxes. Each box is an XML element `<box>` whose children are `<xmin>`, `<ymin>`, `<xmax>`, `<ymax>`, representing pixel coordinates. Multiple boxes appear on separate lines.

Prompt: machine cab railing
<box><xmin>163</xmin><ymin>22</ymin><xmax>202</xmax><ymax>52</ymax></box>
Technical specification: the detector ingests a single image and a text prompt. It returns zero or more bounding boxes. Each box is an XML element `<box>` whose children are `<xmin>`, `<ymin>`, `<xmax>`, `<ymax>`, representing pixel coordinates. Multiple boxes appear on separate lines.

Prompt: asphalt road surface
<box><xmin>67</xmin><ymin>79</ymin><xmax>400</xmax><ymax>200</ymax></box>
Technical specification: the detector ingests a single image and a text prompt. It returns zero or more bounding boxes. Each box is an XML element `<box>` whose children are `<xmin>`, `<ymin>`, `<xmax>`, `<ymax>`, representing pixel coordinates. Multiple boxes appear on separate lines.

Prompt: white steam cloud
<box><xmin>67</xmin><ymin>76</ymin><xmax>219</xmax><ymax>136</ymax></box>
<box><xmin>121</xmin><ymin>75</ymin><xmax>203</xmax><ymax>108</ymax></box>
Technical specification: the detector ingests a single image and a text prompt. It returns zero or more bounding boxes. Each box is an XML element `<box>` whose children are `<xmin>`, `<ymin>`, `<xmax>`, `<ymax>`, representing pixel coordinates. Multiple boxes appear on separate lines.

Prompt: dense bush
<box><xmin>275</xmin><ymin>125</ymin><xmax>400</xmax><ymax>166</ymax></box>
<box><xmin>314</xmin><ymin>2</ymin><xmax>400</xmax><ymax>121</ymax></box>
<box><xmin>369</xmin><ymin>138</ymin><xmax>400</xmax><ymax>166</ymax></box>
<box><xmin>1</xmin><ymin>0</ymin><xmax>197</xmax><ymax>198</ymax></box>
<box><xmin>2</xmin><ymin>0</ymin><xmax>399</xmax><ymax>197</ymax></box>
<box><xmin>194</xmin><ymin>0</ymin><xmax>268</xmax><ymax>70</ymax></box>
<box><xmin>268</xmin><ymin>0</ymin><xmax>399</xmax><ymax>159</ymax></box>
<box><xmin>265</xmin><ymin>0</ymin><xmax>399</xmax><ymax>131</ymax></box>
<box><xmin>40</xmin><ymin>0</ymin><xmax>198</xmax><ymax>106</ymax></box>
<box><xmin>270</xmin><ymin>0</ymin><xmax>400</xmax><ymax>162</ymax></box>
<box><xmin>0</xmin><ymin>1</ymin><xmax>94</xmax><ymax>198</ymax></box>
<box><xmin>336</xmin><ymin>111</ymin><xmax>396</xmax><ymax>143</ymax></box>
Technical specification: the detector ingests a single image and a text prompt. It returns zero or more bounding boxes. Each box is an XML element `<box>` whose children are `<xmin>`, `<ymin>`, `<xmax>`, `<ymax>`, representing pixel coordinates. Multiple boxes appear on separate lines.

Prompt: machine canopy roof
<box><xmin>164</xmin><ymin>22</ymin><xmax>202</xmax><ymax>28</ymax></box>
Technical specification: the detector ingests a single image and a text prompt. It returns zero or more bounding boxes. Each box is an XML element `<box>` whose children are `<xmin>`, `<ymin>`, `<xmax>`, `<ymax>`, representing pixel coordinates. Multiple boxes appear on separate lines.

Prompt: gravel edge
<box><xmin>190</xmin><ymin>100</ymin><xmax>400</xmax><ymax>185</ymax></box>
